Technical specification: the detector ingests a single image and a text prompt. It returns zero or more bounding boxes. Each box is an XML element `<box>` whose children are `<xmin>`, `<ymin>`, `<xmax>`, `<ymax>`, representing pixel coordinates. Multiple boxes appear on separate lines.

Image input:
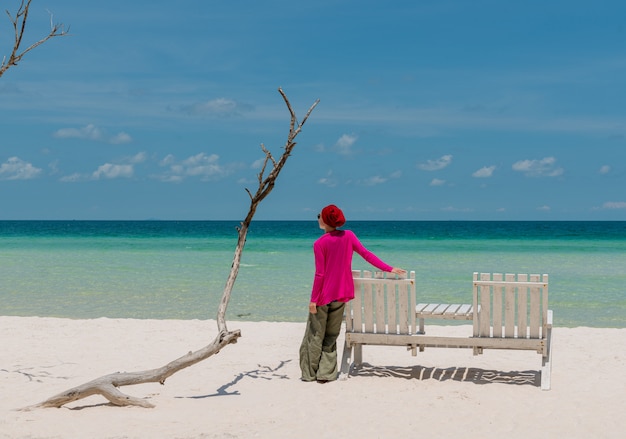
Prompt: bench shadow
<box><xmin>178</xmin><ymin>359</ymin><xmax>292</xmax><ymax>399</ymax></box>
<box><xmin>349</xmin><ymin>363</ymin><xmax>540</xmax><ymax>387</ymax></box>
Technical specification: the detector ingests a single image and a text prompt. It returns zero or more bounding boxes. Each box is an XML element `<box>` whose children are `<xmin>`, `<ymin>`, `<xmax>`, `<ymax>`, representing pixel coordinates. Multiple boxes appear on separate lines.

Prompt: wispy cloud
<box><xmin>472</xmin><ymin>165</ymin><xmax>496</xmax><ymax>178</ymax></box>
<box><xmin>0</xmin><ymin>157</ymin><xmax>42</xmax><ymax>180</ymax></box>
<box><xmin>60</xmin><ymin>152</ymin><xmax>147</xmax><ymax>182</ymax></box>
<box><xmin>157</xmin><ymin>152</ymin><xmax>237</xmax><ymax>182</ymax></box>
<box><xmin>359</xmin><ymin>170</ymin><xmax>401</xmax><ymax>186</ymax></box>
<box><xmin>53</xmin><ymin>124</ymin><xmax>132</xmax><ymax>144</ymax></box>
<box><xmin>335</xmin><ymin>134</ymin><xmax>358</xmax><ymax>155</ymax></box>
<box><xmin>179</xmin><ymin>98</ymin><xmax>253</xmax><ymax>117</ymax></box>
<box><xmin>417</xmin><ymin>154</ymin><xmax>452</xmax><ymax>171</ymax></box>
<box><xmin>429</xmin><ymin>178</ymin><xmax>446</xmax><ymax>186</ymax></box>
<box><xmin>318</xmin><ymin>170</ymin><xmax>338</xmax><ymax>187</ymax></box>
<box><xmin>512</xmin><ymin>157</ymin><xmax>563</xmax><ymax>177</ymax></box>
<box><xmin>602</xmin><ymin>201</ymin><xmax>626</xmax><ymax>209</ymax></box>
<box><xmin>599</xmin><ymin>165</ymin><xmax>611</xmax><ymax>174</ymax></box>
<box><xmin>441</xmin><ymin>206</ymin><xmax>473</xmax><ymax>212</ymax></box>
<box><xmin>93</xmin><ymin>163</ymin><xmax>134</xmax><ymax>179</ymax></box>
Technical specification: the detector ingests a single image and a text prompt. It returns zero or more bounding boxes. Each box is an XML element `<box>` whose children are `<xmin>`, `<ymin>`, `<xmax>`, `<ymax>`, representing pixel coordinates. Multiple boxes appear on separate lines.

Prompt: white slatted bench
<box><xmin>341</xmin><ymin>271</ymin><xmax>553</xmax><ymax>390</ymax></box>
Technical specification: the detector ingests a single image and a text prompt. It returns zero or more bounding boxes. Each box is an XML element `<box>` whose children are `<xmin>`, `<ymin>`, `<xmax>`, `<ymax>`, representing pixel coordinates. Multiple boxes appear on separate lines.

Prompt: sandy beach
<box><xmin>1</xmin><ymin>316</ymin><xmax>624</xmax><ymax>439</ymax></box>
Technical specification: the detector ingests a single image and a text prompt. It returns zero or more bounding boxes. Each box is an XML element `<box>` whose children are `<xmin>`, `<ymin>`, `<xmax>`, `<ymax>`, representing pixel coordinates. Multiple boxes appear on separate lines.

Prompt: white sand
<box><xmin>1</xmin><ymin>316</ymin><xmax>625</xmax><ymax>439</ymax></box>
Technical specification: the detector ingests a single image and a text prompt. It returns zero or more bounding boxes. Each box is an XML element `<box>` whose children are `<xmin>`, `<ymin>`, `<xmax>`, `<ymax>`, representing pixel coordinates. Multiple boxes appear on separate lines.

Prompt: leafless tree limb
<box><xmin>1</xmin><ymin>0</ymin><xmax>68</xmax><ymax>78</ymax></box>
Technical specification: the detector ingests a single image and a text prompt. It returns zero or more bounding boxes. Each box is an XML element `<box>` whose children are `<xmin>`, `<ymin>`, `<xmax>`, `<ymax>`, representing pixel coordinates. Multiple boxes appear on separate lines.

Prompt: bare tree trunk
<box><xmin>23</xmin><ymin>88</ymin><xmax>319</xmax><ymax>410</ymax></box>
<box><xmin>1</xmin><ymin>0</ymin><xmax>68</xmax><ymax>78</ymax></box>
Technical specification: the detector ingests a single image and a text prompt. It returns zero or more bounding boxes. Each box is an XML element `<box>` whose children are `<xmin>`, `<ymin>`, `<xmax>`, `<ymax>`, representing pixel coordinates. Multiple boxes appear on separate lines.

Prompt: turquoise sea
<box><xmin>1</xmin><ymin>221</ymin><xmax>624</xmax><ymax>328</ymax></box>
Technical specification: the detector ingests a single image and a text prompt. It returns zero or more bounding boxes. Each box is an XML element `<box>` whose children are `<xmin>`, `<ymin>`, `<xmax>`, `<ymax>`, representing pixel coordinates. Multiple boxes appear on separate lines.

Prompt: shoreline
<box><xmin>2</xmin><ymin>316</ymin><xmax>625</xmax><ymax>438</ymax></box>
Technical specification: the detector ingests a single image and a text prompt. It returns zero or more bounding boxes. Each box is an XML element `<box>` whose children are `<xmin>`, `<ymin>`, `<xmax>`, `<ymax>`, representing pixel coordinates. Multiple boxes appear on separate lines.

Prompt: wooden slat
<box><xmin>363</xmin><ymin>271</ymin><xmax>374</xmax><ymax>333</ymax></box>
<box><xmin>504</xmin><ymin>273</ymin><xmax>516</xmax><ymax>337</ymax></box>
<box><xmin>473</xmin><ymin>272</ymin><xmax>480</xmax><ymax>339</ymax></box>
<box><xmin>443</xmin><ymin>304</ymin><xmax>461</xmax><ymax>316</ymax></box>
<box><xmin>492</xmin><ymin>273</ymin><xmax>503</xmax><ymax>337</ymax></box>
<box><xmin>457</xmin><ymin>303</ymin><xmax>472</xmax><ymax>316</ymax></box>
<box><xmin>421</xmin><ymin>303</ymin><xmax>439</xmax><ymax>315</ymax></box>
<box><xmin>352</xmin><ymin>271</ymin><xmax>363</xmax><ymax>333</ymax></box>
<box><xmin>415</xmin><ymin>303</ymin><xmax>429</xmax><ymax>313</ymax></box>
<box><xmin>433</xmin><ymin>304</ymin><xmax>450</xmax><ymax>315</ymax></box>
<box><xmin>479</xmin><ymin>273</ymin><xmax>491</xmax><ymax>337</ymax></box>
<box><xmin>529</xmin><ymin>274</ymin><xmax>541</xmax><ymax>338</ymax></box>
<box><xmin>398</xmin><ymin>281</ymin><xmax>410</xmax><ymax>335</ymax></box>
<box><xmin>375</xmin><ymin>281</ymin><xmax>385</xmax><ymax>334</ymax></box>
<box><xmin>473</xmin><ymin>280</ymin><xmax>547</xmax><ymax>287</ymax></box>
<box><xmin>409</xmin><ymin>271</ymin><xmax>416</xmax><ymax>333</ymax></box>
<box><xmin>346</xmin><ymin>332</ymin><xmax>545</xmax><ymax>351</ymax></box>
<box><xmin>542</xmin><ymin>274</ymin><xmax>549</xmax><ymax>338</ymax></box>
<box><xmin>517</xmin><ymin>273</ymin><xmax>528</xmax><ymax>338</ymax></box>
<box><xmin>387</xmin><ymin>279</ymin><xmax>397</xmax><ymax>335</ymax></box>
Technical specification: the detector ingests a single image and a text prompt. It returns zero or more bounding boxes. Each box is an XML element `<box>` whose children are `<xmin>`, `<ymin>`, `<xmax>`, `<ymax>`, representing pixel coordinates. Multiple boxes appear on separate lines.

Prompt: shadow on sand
<box><xmin>348</xmin><ymin>363</ymin><xmax>540</xmax><ymax>387</ymax></box>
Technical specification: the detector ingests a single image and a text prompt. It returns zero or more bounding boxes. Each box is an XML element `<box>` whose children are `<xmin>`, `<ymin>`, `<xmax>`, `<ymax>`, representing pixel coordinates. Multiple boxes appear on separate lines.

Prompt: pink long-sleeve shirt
<box><xmin>310</xmin><ymin>229</ymin><xmax>393</xmax><ymax>306</ymax></box>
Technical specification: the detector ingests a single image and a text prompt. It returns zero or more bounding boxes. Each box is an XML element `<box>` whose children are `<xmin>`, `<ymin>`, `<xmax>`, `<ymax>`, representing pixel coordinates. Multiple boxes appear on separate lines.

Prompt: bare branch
<box><xmin>1</xmin><ymin>0</ymin><xmax>69</xmax><ymax>78</ymax></box>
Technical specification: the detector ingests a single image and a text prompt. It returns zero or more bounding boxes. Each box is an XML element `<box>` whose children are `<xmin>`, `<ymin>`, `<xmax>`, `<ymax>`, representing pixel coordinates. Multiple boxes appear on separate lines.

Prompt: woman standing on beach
<box><xmin>299</xmin><ymin>204</ymin><xmax>406</xmax><ymax>383</ymax></box>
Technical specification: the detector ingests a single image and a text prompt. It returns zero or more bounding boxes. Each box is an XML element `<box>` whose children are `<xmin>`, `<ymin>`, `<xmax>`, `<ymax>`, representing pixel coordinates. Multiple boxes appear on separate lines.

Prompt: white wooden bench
<box><xmin>341</xmin><ymin>271</ymin><xmax>553</xmax><ymax>390</ymax></box>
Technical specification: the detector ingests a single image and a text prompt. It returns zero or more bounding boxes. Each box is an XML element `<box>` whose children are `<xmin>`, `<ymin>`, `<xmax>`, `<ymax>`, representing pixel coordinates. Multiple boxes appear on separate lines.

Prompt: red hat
<box><xmin>321</xmin><ymin>204</ymin><xmax>346</xmax><ymax>228</ymax></box>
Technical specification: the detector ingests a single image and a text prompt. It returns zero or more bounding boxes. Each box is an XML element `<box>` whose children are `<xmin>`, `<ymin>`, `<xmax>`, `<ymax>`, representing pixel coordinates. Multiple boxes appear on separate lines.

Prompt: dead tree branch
<box><xmin>24</xmin><ymin>88</ymin><xmax>319</xmax><ymax>410</ymax></box>
<box><xmin>1</xmin><ymin>0</ymin><xmax>68</xmax><ymax>78</ymax></box>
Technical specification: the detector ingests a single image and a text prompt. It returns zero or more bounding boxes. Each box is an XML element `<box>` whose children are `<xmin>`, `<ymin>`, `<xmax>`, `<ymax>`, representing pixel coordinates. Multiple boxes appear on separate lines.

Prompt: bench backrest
<box><xmin>473</xmin><ymin>272</ymin><xmax>549</xmax><ymax>340</ymax></box>
<box><xmin>346</xmin><ymin>270</ymin><xmax>417</xmax><ymax>335</ymax></box>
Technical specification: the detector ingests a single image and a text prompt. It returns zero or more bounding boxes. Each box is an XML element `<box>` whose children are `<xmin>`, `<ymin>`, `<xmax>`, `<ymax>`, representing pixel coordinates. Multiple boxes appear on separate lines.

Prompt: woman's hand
<box><xmin>391</xmin><ymin>267</ymin><xmax>407</xmax><ymax>276</ymax></box>
<box><xmin>309</xmin><ymin>302</ymin><xmax>317</xmax><ymax>314</ymax></box>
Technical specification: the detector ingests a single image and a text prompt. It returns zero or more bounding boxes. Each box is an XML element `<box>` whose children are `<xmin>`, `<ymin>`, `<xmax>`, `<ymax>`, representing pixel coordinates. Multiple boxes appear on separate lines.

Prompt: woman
<box><xmin>299</xmin><ymin>204</ymin><xmax>406</xmax><ymax>383</ymax></box>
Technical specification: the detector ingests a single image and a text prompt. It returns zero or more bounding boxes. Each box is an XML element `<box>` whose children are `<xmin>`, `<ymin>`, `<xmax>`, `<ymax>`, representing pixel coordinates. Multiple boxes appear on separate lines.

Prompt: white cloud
<box><xmin>335</xmin><ymin>134</ymin><xmax>358</xmax><ymax>155</ymax></box>
<box><xmin>318</xmin><ymin>170</ymin><xmax>338</xmax><ymax>187</ymax></box>
<box><xmin>181</xmin><ymin>98</ymin><xmax>252</xmax><ymax>117</ymax></box>
<box><xmin>157</xmin><ymin>153</ymin><xmax>232</xmax><ymax>182</ymax></box>
<box><xmin>0</xmin><ymin>157</ymin><xmax>42</xmax><ymax>180</ymax></box>
<box><xmin>313</xmin><ymin>143</ymin><xmax>326</xmax><ymax>153</ymax></box>
<box><xmin>54</xmin><ymin>124</ymin><xmax>103</xmax><ymax>141</ymax></box>
<box><xmin>472</xmin><ymin>165</ymin><xmax>496</xmax><ymax>178</ymax></box>
<box><xmin>61</xmin><ymin>152</ymin><xmax>147</xmax><ymax>182</ymax></box>
<box><xmin>359</xmin><ymin>170</ymin><xmax>401</xmax><ymax>186</ymax></box>
<box><xmin>60</xmin><ymin>173</ymin><xmax>83</xmax><ymax>183</ymax></box>
<box><xmin>602</xmin><ymin>201</ymin><xmax>626</xmax><ymax>209</ymax></box>
<box><xmin>250</xmin><ymin>158</ymin><xmax>265</xmax><ymax>169</ymax></box>
<box><xmin>363</xmin><ymin>175</ymin><xmax>387</xmax><ymax>186</ymax></box>
<box><xmin>129</xmin><ymin>152</ymin><xmax>147</xmax><ymax>164</ymax></box>
<box><xmin>53</xmin><ymin>124</ymin><xmax>133</xmax><ymax>144</ymax></box>
<box><xmin>110</xmin><ymin>132</ymin><xmax>133</xmax><ymax>144</ymax></box>
<box><xmin>93</xmin><ymin>163</ymin><xmax>134</xmax><ymax>179</ymax></box>
<box><xmin>441</xmin><ymin>206</ymin><xmax>473</xmax><ymax>212</ymax></box>
<box><xmin>599</xmin><ymin>165</ymin><xmax>611</xmax><ymax>174</ymax></box>
<box><xmin>160</xmin><ymin>154</ymin><xmax>176</xmax><ymax>166</ymax></box>
<box><xmin>537</xmin><ymin>205</ymin><xmax>551</xmax><ymax>211</ymax></box>
<box><xmin>417</xmin><ymin>154</ymin><xmax>452</xmax><ymax>171</ymax></box>
<box><xmin>429</xmin><ymin>178</ymin><xmax>446</xmax><ymax>186</ymax></box>
<box><xmin>512</xmin><ymin>157</ymin><xmax>564</xmax><ymax>177</ymax></box>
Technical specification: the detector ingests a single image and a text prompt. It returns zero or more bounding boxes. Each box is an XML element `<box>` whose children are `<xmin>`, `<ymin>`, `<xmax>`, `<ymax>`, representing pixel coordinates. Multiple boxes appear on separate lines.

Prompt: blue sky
<box><xmin>1</xmin><ymin>0</ymin><xmax>625</xmax><ymax>220</ymax></box>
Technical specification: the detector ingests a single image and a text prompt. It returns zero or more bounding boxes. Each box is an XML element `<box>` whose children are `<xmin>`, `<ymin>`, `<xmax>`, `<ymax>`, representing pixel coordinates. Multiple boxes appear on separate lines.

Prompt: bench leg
<box><xmin>541</xmin><ymin>326</ymin><xmax>553</xmax><ymax>390</ymax></box>
<box><xmin>339</xmin><ymin>340</ymin><xmax>353</xmax><ymax>379</ymax></box>
<box><xmin>353</xmin><ymin>343</ymin><xmax>363</xmax><ymax>365</ymax></box>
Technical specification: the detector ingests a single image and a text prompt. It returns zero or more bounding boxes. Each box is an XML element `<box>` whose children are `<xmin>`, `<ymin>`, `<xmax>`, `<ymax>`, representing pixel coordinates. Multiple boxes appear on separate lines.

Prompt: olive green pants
<box><xmin>299</xmin><ymin>301</ymin><xmax>346</xmax><ymax>382</ymax></box>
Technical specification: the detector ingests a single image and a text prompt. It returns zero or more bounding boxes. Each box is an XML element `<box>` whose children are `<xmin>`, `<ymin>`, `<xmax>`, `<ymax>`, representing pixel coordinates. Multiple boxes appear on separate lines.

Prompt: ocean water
<box><xmin>1</xmin><ymin>221</ymin><xmax>624</xmax><ymax>328</ymax></box>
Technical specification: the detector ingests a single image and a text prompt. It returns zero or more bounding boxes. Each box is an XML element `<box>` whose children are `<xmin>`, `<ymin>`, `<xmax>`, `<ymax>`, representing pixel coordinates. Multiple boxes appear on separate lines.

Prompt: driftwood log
<box><xmin>24</xmin><ymin>88</ymin><xmax>319</xmax><ymax>409</ymax></box>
